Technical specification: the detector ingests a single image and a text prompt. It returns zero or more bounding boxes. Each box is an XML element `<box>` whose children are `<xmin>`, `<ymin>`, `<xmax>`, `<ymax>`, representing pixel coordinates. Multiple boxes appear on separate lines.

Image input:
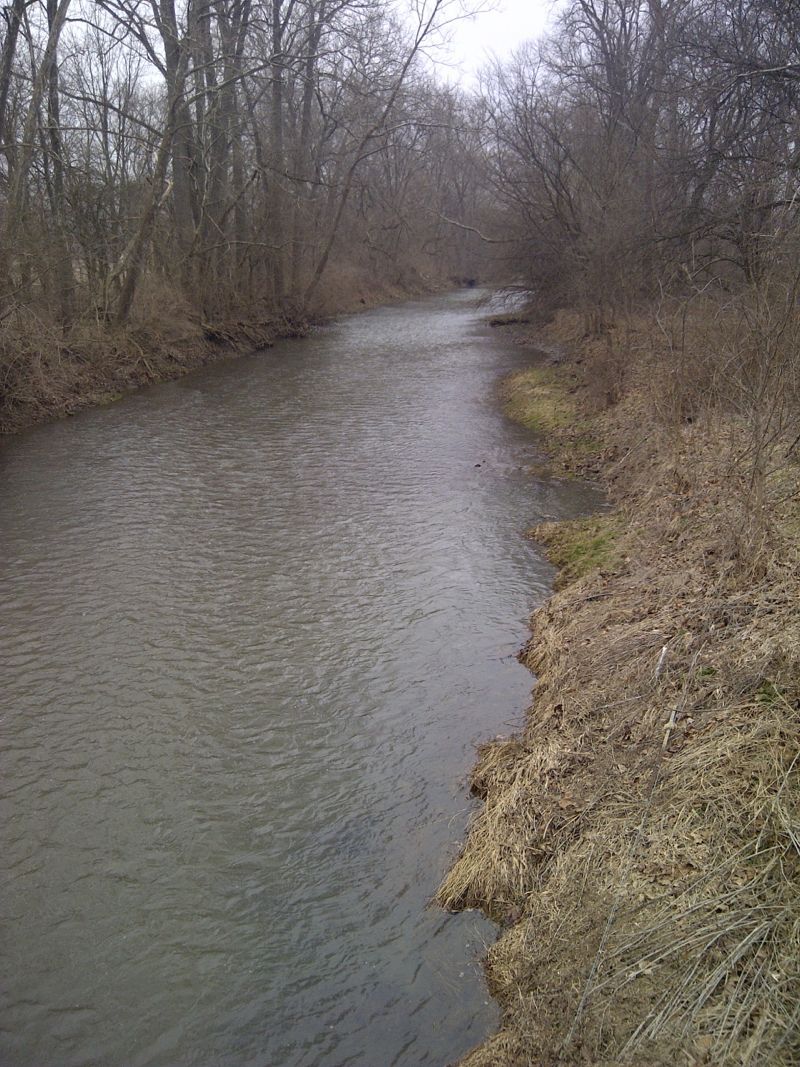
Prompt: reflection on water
<box><xmin>0</xmin><ymin>291</ymin><xmax>599</xmax><ymax>1066</ymax></box>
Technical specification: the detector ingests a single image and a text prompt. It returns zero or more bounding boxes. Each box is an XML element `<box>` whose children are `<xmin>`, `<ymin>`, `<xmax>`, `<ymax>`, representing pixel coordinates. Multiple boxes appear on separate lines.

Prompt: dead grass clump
<box><xmin>605</xmin><ymin>702</ymin><xmax>800</xmax><ymax>1064</ymax></box>
<box><xmin>457</xmin><ymin>1031</ymin><xmax>525</xmax><ymax>1067</ymax></box>
<box><xmin>438</xmin><ymin>732</ymin><xmax>582</xmax><ymax>923</ymax></box>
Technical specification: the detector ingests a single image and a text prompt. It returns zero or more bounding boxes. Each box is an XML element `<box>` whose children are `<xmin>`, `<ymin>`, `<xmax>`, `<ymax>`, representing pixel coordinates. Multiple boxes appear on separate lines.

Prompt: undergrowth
<box><xmin>0</xmin><ymin>305</ymin><xmax>301</xmax><ymax>434</ymax></box>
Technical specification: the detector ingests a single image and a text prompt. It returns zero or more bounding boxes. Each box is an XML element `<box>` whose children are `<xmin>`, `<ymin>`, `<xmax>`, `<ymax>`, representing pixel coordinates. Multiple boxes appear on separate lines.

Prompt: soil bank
<box><xmin>0</xmin><ymin>280</ymin><xmax>435</xmax><ymax>437</ymax></box>
<box><xmin>439</xmin><ymin>312</ymin><xmax>800</xmax><ymax>1065</ymax></box>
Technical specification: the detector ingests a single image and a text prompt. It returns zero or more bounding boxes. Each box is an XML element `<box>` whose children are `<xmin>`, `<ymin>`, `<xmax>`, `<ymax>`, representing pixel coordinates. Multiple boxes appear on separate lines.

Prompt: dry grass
<box><xmin>0</xmin><ymin>299</ymin><xmax>304</xmax><ymax>435</ymax></box>
<box><xmin>1</xmin><ymin>260</ymin><xmax>426</xmax><ymax>435</ymax></box>
<box><xmin>438</xmin><ymin>309</ymin><xmax>800</xmax><ymax>1064</ymax></box>
<box><xmin>0</xmin><ymin>314</ymin><xmax>202</xmax><ymax>433</ymax></box>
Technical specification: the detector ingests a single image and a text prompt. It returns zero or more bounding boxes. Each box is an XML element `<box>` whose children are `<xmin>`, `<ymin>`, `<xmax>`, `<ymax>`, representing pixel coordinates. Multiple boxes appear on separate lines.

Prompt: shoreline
<box><xmin>439</xmin><ymin>313</ymin><xmax>800</xmax><ymax>1064</ymax></box>
<box><xmin>0</xmin><ymin>314</ymin><xmax>307</xmax><ymax>438</ymax></box>
<box><xmin>0</xmin><ymin>281</ymin><xmax>440</xmax><ymax>438</ymax></box>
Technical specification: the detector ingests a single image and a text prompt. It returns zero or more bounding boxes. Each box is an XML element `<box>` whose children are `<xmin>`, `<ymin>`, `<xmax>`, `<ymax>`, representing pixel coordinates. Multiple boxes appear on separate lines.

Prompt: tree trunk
<box><xmin>0</xmin><ymin>0</ymin><xmax>27</xmax><ymax>155</ymax></box>
<box><xmin>270</xmin><ymin>0</ymin><xmax>286</xmax><ymax>304</ymax></box>
<box><xmin>45</xmin><ymin>0</ymin><xmax>76</xmax><ymax>324</ymax></box>
<box><xmin>0</xmin><ymin>0</ymin><xmax>72</xmax><ymax>311</ymax></box>
<box><xmin>111</xmin><ymin>58</ymin><xmax>188</xmax><ymax>325</ymax></box>
<box><xmin>289</xmin><ymin>0</ymin><xmax>325</xmax><ymax>301</ymax></box>
<box><xmin>160</xmin><ymin>0</ymin><xmax>196</xmax><ymax>284</ymax></box>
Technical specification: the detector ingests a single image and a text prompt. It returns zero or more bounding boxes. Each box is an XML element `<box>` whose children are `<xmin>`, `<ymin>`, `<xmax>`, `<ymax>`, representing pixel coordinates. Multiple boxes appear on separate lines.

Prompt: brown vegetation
<box><xmin>0</xmin><ymin>299</ymin><xmax>296</xmax><ymax>433</ymax></box>
<box><xmin>446</xmin><ymin>13</ymin><xmax>800</xmax><ymax>1052</ymax></box>
<box><xmin>438</xmin><ymin>309</ymin><xmax>800</xmax><ymax>1064</ymax></box>
<box><xmin>0</xmin><ymin>267</ymin><xmax>432</xmax><ymax>433</ymax></box>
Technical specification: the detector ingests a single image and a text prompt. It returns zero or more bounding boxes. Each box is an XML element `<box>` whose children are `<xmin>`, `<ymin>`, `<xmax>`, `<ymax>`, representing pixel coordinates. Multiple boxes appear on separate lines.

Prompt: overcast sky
<box><xmin>437</xmin><ymin>0</ymin><xmax>555</xmax><ymax>84</ymax></box>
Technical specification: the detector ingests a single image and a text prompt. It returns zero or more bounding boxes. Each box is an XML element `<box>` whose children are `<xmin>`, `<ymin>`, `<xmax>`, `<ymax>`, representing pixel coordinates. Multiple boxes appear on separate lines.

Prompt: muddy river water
<box><xmin>1</xmin><ymin>291</ymin><xmax>597</xmax><ymax>1066</ymax></box>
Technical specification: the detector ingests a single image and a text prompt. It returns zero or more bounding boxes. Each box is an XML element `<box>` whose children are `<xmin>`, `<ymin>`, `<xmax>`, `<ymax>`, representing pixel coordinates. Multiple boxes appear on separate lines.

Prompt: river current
<box><xmin>1</xmin><ymin>291</ymin><xmax>596</xmax><ymax>1066</ymax></box>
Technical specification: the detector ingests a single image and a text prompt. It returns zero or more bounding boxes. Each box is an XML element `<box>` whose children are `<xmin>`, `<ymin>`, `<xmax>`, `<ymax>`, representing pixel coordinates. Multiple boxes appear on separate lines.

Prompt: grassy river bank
<box><xmin>439</xmin><ymin>312</ymin><xmax>800</xmax><ymax>1065</ymax></box>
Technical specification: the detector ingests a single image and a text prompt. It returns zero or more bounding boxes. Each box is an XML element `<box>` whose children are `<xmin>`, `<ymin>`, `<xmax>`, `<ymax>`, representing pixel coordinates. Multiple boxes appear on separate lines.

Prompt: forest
<box><xmin>1</xmin><ymin>0</ymin><xmax>798</xmax><ymax>423</ymax></box>
<box><xmin>0</xmin><ymin>0</ymin><xmax>798</xmax><ymax>437</ymax></box>
<box><xmin>0</xmin><ymin>0</ymin><xmax>484</xmax><ymax>428</ymax></box>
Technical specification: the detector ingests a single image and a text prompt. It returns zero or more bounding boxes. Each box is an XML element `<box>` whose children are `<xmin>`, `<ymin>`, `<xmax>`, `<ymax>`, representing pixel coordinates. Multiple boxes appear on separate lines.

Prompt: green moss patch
<box><xmin>503</xmin><ymin>366</ymin><xmax>602</xmax><ymax>475</ymax></box>
<box><xmin>504</xmin><ymin>366</ymin><xmax>576</xmax><ymax>433</ymax></box>
<box><xmin>532</xmin><ymin>513</ymin><xmax>622</xmax><ymax>587</ymax></box>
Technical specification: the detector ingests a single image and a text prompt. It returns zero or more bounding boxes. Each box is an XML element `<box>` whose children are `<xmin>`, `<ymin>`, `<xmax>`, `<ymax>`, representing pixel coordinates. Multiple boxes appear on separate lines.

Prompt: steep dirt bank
<box><xmin>0</xmin><ymin>313</ymin><xmax>304</xmax><ymax>435</ymax></box>
<box><xmin>439</xmin><ymin>314</ymin><xmax>800</xmax><ymax>1065</ymax></box>
<box><xmin>0</xmin><ymin>279</ymin><xmax>434</xmax><ymax>436</ymax></box>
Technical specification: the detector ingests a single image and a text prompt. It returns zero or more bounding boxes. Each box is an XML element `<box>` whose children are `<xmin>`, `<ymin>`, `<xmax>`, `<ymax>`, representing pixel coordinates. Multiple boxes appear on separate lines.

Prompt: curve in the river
<box><xmin>0</xmin><ymin>291</ymin><xmax>599</xmax><ymax>1067</ymax></box>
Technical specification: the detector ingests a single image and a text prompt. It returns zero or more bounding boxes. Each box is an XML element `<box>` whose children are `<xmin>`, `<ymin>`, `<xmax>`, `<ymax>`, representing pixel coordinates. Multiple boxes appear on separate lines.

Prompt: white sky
<box><xmin>437</xmin><ymin>0</ymin><xmax>555</xmax><ymax>84</ymax></box>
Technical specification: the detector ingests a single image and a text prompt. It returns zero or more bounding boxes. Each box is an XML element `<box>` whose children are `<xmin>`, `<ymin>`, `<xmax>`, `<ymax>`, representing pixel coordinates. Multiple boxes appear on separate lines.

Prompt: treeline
<box><xmin>481</xmin><ymin>0</ymin><xmax>799</xmax><ymax>316</ymax></box>
<box><xmin>478</xmin><ymin>0</ymin><xmax>800</xmax><ymax>516</ymax></box>
<box><xmin>0</xmin><ymin>0</ymin><xmax>483</xmax><ymax>335</ymax></box>
<box><xmin>4</xmin><ymin>0</ymin><xmax>799</xmax><ymax>448</ymax></box>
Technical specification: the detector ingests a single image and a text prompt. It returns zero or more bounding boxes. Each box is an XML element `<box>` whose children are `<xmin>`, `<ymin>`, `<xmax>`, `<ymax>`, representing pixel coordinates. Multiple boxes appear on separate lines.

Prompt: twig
<box><xmin>663</xmin><ymin>649</ymin><xmax>701</xmax><ymax>751</ymax></box>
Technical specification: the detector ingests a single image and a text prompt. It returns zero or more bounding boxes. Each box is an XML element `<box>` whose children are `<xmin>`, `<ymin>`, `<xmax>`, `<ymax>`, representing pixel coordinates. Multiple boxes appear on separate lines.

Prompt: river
<box><xmin>0</xmin><ymin>291</ymin><xmax>597</xmax><ymax>1066</ymax></box>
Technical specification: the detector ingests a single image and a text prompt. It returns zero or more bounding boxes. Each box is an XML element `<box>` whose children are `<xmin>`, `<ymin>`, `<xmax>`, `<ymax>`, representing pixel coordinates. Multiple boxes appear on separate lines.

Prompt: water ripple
<box><xmin>0</xmin><ymin>291</ymin><xmax>599</xmax><ymax>1066</ymax></box>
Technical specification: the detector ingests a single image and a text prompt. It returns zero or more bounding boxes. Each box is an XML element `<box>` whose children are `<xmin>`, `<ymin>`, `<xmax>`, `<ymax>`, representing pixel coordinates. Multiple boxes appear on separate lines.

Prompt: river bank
<box><xmin>0</xmin><ymin>279</ymin><xmax>434</xmax><ymax>436</ymax></box>
<box><xmin>439</xmin><ymin>311</ymin><xmax>800</xmax><ymax>1064</ymax></box>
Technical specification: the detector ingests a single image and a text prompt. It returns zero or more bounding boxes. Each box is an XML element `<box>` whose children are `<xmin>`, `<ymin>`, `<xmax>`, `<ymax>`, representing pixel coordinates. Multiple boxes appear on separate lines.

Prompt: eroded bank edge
<box><xmin>438</xmin><ymin>312</ymin><xmax>800</xmax><ymax>1065</ymax></box>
